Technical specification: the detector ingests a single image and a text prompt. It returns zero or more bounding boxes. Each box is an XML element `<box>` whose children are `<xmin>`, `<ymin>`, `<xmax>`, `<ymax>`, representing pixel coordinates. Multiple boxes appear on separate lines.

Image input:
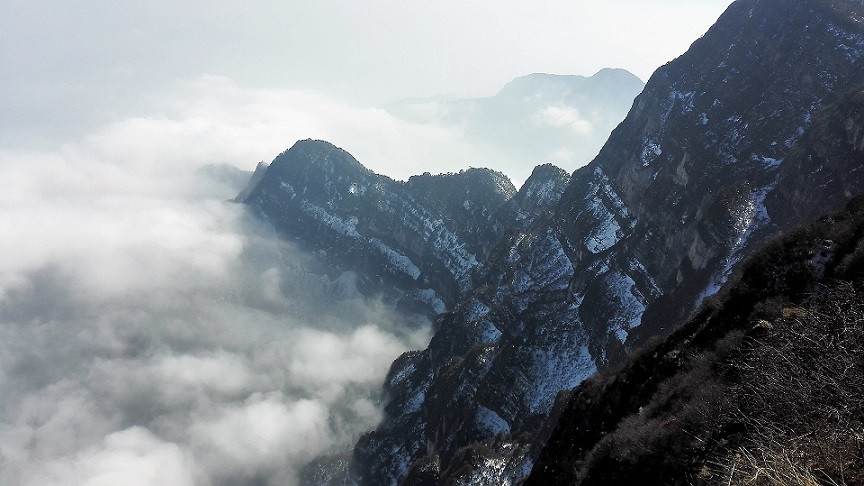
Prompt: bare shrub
<box><xmin>721</xmin><ymin>442</ymin><xmax>843</xmax><ymax>486</ymax></box>
<box><xmin>717</xmin><ymin>282</ymin><xmax>864</xmax><ymax>485</ymax></box>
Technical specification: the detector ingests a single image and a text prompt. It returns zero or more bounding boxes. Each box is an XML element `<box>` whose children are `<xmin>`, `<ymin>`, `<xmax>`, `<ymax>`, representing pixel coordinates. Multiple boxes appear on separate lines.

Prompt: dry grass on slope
<box><xmin>715</xmin><ymin>283</ymin><xmax>864</xmax><ymax>486</ymax></box>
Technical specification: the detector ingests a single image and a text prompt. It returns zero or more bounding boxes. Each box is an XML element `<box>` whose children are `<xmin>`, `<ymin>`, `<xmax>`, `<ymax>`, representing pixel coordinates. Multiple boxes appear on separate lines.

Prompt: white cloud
<box><xmin>88</xmin><ymin>75</ymin><xmax>490</xmax><ymax>182</ymax></box>
<box><xmin>286</xmin><ymin>325</ymin><xmax>421</xmax><ymax>402</ymax></box>
<box><xmin>0</xmin><ymin>93</ymin><xmax>432</xmax><ymax>485</ymax></box>
<box><xmin>2</xmin><ymin>1</ymin><xmax>735</xmax><ymax>183</ymax></box>
<box><xmin>189</xmin><ymin>394</ymin><xmax>332</xmax><ymax>484</ymax></box>
<box><xmin>27</xmin><ymin>428</ymin><xmax>200</xmax><ymax>486</ymax></box>
<box><xmin>534</xmin><ymin>105</ymin><xmax>594</xmax><ymax>135</ymax></box>
<box><xmin>1</xmin><ymin>0</ymin><xmax>734</xmax><ymax>111</ymax></box>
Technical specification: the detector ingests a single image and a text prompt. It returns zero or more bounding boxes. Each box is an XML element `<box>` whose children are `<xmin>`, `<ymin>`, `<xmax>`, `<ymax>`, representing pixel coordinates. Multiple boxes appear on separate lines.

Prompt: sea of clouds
<box><xmin>0</xmin><ymin>79</ymin><xmax>436</xmax><ymax>485</ymax></box>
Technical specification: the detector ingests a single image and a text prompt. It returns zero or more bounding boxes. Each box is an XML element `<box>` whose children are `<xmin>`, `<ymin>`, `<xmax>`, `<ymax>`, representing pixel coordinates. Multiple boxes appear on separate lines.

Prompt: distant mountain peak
<box><xmin>496</xmin><ymin>68</ymin><xmax>643</xmax><ymax>98</ymax></box>
<box><xmin>271</xmin><ymin>139</ymin><xmax>370</xmax><ymax>176</ymax></box>
<box><xmin>385</xmin><ymin>69</ymin><xmax>645</xmax><ymax>183</ymax></box>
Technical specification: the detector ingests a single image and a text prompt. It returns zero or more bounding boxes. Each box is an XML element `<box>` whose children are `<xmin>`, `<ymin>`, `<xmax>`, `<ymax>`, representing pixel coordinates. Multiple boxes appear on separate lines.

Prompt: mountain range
<box><xmin>385</xmin><ymin>69</ymin><xmax>645</xmax><ymax>184</ymax></box>
<box><xmin>237</xmin><ymin>0</ymin><xmax>864</xmax><ymax>484</ymax></box>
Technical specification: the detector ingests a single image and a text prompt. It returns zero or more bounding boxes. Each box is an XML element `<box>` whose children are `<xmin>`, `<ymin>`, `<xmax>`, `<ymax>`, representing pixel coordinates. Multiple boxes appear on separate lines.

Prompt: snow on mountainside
<box><xmin>242</xmin><ymin>1</ymin><xmax>864</xmax><ymax>483</ymax></box>
<box><xmin>528</xmin><ymin>192</ymin><xmax>864</xmax><ymax>485</ymax></box>
<box><xmin>346</xmin><ymin>0</ymin><xmax>864</xmax><ymax>484</ymax></box>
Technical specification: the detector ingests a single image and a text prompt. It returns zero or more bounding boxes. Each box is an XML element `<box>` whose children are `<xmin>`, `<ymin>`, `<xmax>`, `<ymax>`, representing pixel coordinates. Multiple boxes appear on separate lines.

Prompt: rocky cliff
<box><xmin>527</xmin><ymin>192</ymin><xmax>864</xmax><ymax>485</ymax></box>
<box><xmin>241</xmin><ymin>140</ymin><xmax>567</xmax><ymax>319</ymax></box>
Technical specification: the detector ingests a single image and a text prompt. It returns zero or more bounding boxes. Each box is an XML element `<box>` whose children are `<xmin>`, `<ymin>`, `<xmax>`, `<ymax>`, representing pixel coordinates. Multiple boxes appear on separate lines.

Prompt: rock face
<box><xmin>241</xmin><ymin>140</ymin><xmax>567</xmax><ymax>318</ymax></box>
<box><xmin>599</xmin><ymin>0</ymin><xmax>864</xmax><ymax>351</ymax></box>
<box><xmin>244</xmin><ymin>1</ymin><xmax>864</xmax><ymax>483</ymax></box>
<box><xmin>494</xmin><ymin>164</ymin><xmax>571</xmax><ymax>231</ymax></box>
<box><xmin>527</xmin><ymin>193</ymin><xmax>864</xmax><ymax>485</ymax></box>
<box><xmin>765</xmin><ymin>83</ymin><xmax>864</xmax><ymax>228</ymax></box>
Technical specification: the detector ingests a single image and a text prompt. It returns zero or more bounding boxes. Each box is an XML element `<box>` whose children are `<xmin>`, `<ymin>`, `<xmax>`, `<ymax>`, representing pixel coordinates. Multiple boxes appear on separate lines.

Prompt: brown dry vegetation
<box><xmin>716</xmin><ymin>283</ymin><xmax>864</xmax><ymax>485</ymax></box>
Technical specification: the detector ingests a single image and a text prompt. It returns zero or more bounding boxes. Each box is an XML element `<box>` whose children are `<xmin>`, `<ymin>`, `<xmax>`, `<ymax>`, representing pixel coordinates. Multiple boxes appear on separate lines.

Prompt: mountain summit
<box><xmin>242</xmin><ymin>139</ymin><xmax>563</xmax><ymax>317</ymax></box>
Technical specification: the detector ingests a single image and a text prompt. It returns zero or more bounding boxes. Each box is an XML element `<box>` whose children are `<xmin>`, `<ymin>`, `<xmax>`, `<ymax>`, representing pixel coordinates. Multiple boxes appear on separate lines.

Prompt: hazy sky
<box><xmin>2</xmin><ymin>0</ymin><xmax>734</xmax><ymax>176</ymax></box>
<box><xmin>5</xmin><ymin>1</ymin><xmax>734</xmax><ymax>98</ymax></box>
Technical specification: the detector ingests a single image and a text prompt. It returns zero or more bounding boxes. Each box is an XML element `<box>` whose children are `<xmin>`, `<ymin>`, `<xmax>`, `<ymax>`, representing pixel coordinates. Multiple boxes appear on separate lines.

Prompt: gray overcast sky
<box><xmin>1</xmin><ymin>0</ymin><xmax>735</xmax><ymax>176</ymax></box>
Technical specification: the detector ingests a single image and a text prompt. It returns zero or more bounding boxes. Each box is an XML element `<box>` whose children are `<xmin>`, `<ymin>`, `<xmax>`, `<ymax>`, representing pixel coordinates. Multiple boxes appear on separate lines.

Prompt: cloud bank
<box><xmin>0</xmin><ymin>91</ymin><xmax>431</xmax><ymax>485</ymax></box>
<box><xmin>130</xmin><ymin>75</ymin><xmax>495</xmax><ymax>182</ymax></box>
<box><xmin>20</xmin><ymin>73</ymin><xmax>567</xmax><ymax>186</ymax></box>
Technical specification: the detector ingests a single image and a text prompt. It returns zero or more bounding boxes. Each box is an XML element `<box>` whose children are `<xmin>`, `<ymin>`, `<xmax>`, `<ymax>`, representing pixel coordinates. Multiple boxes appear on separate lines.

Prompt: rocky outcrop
<box><xmin>242</xmin><ymin>140</ymin><xmax>516</xmax><ymax>315</ymax></box>
<box><xmin>625</xmin><ymin>0</ymin><xmax>864</xmax><ymax>346</ymax></box>
<box><xmin>494</xmin><ymin>164</ymin><xmax>571</xmax><ymax>231</ymax></box>
<box><xmin>241</xmin><ymin>140</ymin><xmax>570</xmax><ymax>319</ymax></box>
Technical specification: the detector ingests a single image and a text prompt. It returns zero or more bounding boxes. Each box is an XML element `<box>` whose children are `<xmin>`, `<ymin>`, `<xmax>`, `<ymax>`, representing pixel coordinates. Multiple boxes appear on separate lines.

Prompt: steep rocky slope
<box><xmin>241</xmin><ymin>1</ymin><xmax>864</xmax><ymax>483</ymax></box>
<box><xmin>528</xmin><ymin>192</ymin><xmax>864</xmax><ymax>485</ymax></box>
<box><xmin>241</xmin><ymin>140</ymin><xmax>568</xmax><ymax>318</ymax></box>
<box><xmin>493</xmin><ymin>164</ymin><xmax>571</xmax><ymax>231</ymax></box>
<box><xmin>350</xmin><ymin>0</ymin><xmax>864</xmax><ymax>483</ymax></box>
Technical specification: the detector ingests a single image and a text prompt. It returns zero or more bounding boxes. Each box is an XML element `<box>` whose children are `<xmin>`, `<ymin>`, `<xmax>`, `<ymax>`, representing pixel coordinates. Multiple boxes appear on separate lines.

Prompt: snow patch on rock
<box><xmin>698</xmin><ymin>182</ymin><xmax>776</xmax><ymax>304</ymax></box>
<box><xmin>414</xmin><ymin>288</ymin><xmax>447</xmax><ymax>314</ymax></box>
<box><xmin>370</xmin><ymin>238</ymin><xmax>421</xmax><ymax>280</ymax></box>
<box><xmin>526</xmin><ymin>339</ymin><xmax>596</xmax><ymax>415</ymax></box>
<box><xmin>478</xmin><ymin>320</ymin><xmax>503</xmax><ymax>345</ymax></box>
<box><xmin>452</xmin><ymin>443</ymin><xmax>533</xmax><ymax>486</ymax></box>
<box><xmin>300</xmin><ymin>200</ymin><xmax>361</xmax><ymax>238</ymax></box>
<box><xmin>585</xmin><ymin>201</ymin><xmax>622</xmax><ymax>253</ymax></box>
<box><xmin>604</xmin><ymin>271</ymin><xmax>647</xmax><ymax>343</ymax></box>
<box><xmin>640</xmin><ymin>137</ymin><xmax>663</xmax><ymax>167</ymax></box>
<box><xmin>474</xmin><ymin>405</ymin><xmax>511</xmax><ymax>437</ymax></box>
